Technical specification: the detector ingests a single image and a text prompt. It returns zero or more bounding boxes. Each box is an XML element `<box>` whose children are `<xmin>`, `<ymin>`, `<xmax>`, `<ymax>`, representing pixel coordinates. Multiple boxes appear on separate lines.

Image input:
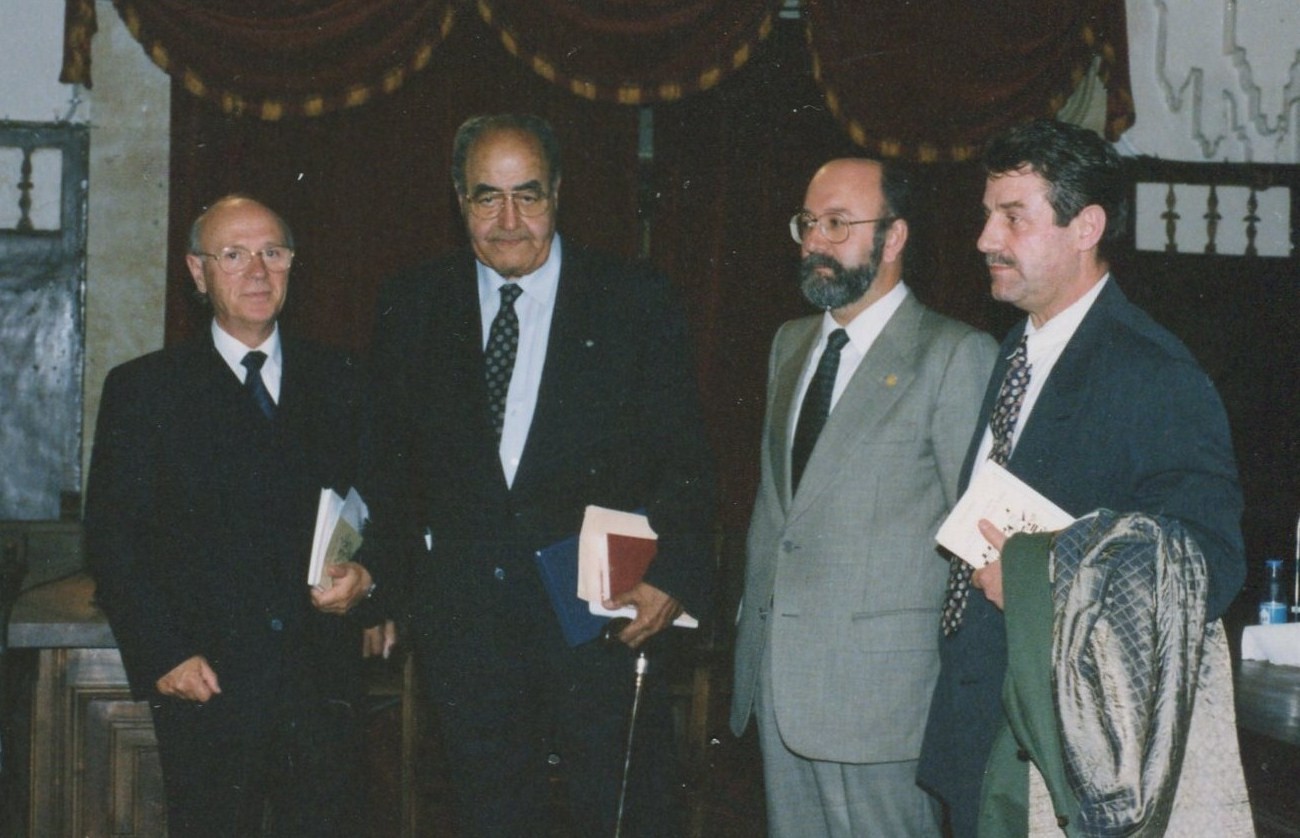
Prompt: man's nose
<box><xmin>976</xmin><ymin>218</ymin><xmax>1000</xmax><ymax>253</ymax></box>
<box><xmin>498</xmin><ymin>195</ymin><xmax>521</xmax><ymax>229</ymax></box>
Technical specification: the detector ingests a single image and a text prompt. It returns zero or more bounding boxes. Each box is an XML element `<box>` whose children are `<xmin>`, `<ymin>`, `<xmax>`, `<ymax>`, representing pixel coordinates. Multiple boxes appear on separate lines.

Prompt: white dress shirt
<box><xmin>969</xmin><ymin>274</ymin><xmax>1111</xmax><ymax>480</ymax></box>
<box><xmin>477</xmin><ymin>236</ymin><xmax>562</xmax><ymax>488</ymax></box>
<box><xmin>789</xmin><ymin>281</ymin><xmax>910</xmax><ymax>444</ymax></box>
<box><xmin>211</xmin><ymin>319</ymin><xmax>282</xmax><ymax>403</ymax></box>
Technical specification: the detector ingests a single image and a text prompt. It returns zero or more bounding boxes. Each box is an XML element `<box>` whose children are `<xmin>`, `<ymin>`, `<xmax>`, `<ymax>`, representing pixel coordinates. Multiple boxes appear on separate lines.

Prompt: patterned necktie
<box><xmin>241</xmin><ymin>350</ymin><xmax>276</xmax><ymax>420</ymax></box>
<box><xmin>941</xmin><ymin>335</ymin><xmax>1031</xmax><ymax>635</ymax></box>
<box><xmin>485</xmin><ymin>283</ymin><xmax>523</xmax><ymax>442</ymax></box>
<box><xmin>790</xmin><ymin>328</ymin><xmax>850</xmax><ymax>494</ymax></box>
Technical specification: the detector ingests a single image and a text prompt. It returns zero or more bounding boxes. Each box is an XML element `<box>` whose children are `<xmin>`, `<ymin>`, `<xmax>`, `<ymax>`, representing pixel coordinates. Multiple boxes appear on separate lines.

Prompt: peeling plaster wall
<box><xmin>0</xmin><ymin>2</ymin><xmax>169</xmax><ymax>503</ymax></box>
<box><xmin>1121</xmin><ymin>1</ymin><xmax>1300</xmax><ymax>163</ymax></box>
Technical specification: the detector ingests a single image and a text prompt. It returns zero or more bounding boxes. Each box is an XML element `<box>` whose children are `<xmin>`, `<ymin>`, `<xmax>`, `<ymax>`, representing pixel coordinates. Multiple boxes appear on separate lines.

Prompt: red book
<box><xmin>606</xmin><ymin>533</ymin><xmax>658</xmax><ymax>598</ymax></box>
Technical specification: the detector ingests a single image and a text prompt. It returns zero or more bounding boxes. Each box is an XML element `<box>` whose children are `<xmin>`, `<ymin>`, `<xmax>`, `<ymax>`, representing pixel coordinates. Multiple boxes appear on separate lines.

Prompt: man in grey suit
<box><xmin>730</xmin><ymin>158</ymin><xmax>996</xmax><ymax>836</ymax></box>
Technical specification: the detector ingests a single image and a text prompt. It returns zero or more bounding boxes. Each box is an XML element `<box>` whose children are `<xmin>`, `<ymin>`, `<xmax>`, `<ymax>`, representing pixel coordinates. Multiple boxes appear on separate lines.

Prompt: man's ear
<box><xmin>882</xmin><ymin>217</ymin><xmax>908</xmax><ymax>264</ymax></box>
<box><xmin>185</xmin><ymin>254</ymin><xmax>208</xmax><ymax>295</ymax></box>
<box><xmin>1074</xmin><ymin>204</ymin><xmax>1107</xmax><ymax>253</ymax></box>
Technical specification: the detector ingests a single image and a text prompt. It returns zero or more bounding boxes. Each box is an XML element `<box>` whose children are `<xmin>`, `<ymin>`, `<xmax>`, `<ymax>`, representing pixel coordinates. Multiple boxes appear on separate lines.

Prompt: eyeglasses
<box><xmin>463</xmin><ymin>189</ymin><xmax>552</xmax><ymax>220</ymax></box>
<box><xmin>789</xmin><ymin>212</ymin><xmax>894</xmax><ymax>245</ymax></box>
<box><xmin>195</xmin><ymin>245</ymin><xmax>294</xmax><ymax>274</ymax></box>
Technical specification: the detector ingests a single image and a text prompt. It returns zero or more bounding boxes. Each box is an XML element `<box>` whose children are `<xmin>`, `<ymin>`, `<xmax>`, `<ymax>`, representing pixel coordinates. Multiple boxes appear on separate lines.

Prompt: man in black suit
<box><xmin>916</xmin><ymin>120</ymin><xmax>1245</xmax><ymax>836</ymax></box>
<box><xmin>85</xmin><ymin>196</ymin><xmax>383</xmax><ymax>836</ymax></box>
<box><xmin>358</xmin><ymin>113</ymin><xmax>715</xmax><ymax>836</ymax></box>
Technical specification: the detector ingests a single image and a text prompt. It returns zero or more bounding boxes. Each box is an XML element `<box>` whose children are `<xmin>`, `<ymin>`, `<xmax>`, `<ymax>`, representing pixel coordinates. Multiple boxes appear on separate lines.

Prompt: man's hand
<box><xmin>311</xmin><ymin>561</ymin><xmax>374</xmax><ymax>615</ymax></box>
<box><xmin>156</xmin><ymin>655</ymin><xmax>221</xmax><ymax>702</ymax></box>
<box><xmin>362</xmin><ymin>619</ymin><xmax>398</xmax><ymax>659</ymax></box>
<box><xmin>972</xmin><ymin>518</ymin><xmax>1006</xmax><ymax>610</ymax></box>
<box><xmin>604</xmin><ymin>581</ymin><xmax>683</xmax><ymax>649</ymax></box>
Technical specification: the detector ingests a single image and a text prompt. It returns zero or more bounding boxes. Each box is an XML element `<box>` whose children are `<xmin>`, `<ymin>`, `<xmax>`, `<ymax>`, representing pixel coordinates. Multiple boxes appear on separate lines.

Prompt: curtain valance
<box><xmin>106</xmin><ymin>0</ymin><xmax>457</xmax><ymax>119</ymax></box>
<box><xmin>804</xmin><ymin>0</ymin><xmax>1134</xmax><ymax>161</ymax></box>
<box><xmin>473</xmin><ymin>0</ymin><xmax>785</xmax><ymax>104</ymax></box>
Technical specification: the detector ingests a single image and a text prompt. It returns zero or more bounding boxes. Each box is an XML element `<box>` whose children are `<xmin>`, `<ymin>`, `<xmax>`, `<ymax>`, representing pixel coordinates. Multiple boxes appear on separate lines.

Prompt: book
<box><xmin>577</xmin><ymin>505</ymin><xmax>697</xmax><ymax>629</ymax></box>
<box><xmin>308</xmin><ymin>487</ymin><xmax>369</xmax><ymax>589</ymax></box>
<box><xmin>935</xmin><ymin>461</ymin><xmax>1075</xmax><ymax>569</ymax></box>
<box><xmin>534</xmin><ymin>535</ymin><xmax>609</xmax><ymax>647</ymax></box>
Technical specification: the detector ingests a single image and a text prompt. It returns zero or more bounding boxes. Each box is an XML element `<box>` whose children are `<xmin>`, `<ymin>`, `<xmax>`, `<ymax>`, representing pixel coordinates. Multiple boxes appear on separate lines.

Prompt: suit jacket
<box><xmin>357</xmin><ymin>243</ymin><xmax>715</xmax><ymax>636</ymax></box>
<box><xmin>84</xmin><ymin>333</ymin><xmax>364</xmax><ymax>707</ymax></box>
<box><xmin>730</xmin><ymin>292</ymin><xmax>996</xmax><ymax>763</ymax></box>
<box><xmin>917</xmin><ymin>279</ymin><xmax>1245</xmax><ymax>829</ymax></box>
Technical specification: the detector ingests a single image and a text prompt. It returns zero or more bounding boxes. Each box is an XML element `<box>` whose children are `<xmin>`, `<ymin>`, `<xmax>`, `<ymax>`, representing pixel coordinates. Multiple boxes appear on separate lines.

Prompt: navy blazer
<box><xmin>85</xmin><ymin>334</ymin><xmax>364</xmax><ymax>706</ymax></box>
<box><xmin>917</xmin><ymin>280</ymin><xmax>1245</xmax><ymax>832</ymax></box>
<box><xmin>357</xmin><ymin>243</ymin><xmax>716</xmax><ymax>628</ymax></box>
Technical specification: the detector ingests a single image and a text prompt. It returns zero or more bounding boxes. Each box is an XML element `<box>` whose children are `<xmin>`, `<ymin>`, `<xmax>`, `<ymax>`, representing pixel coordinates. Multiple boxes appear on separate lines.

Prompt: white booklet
<box><xmin>308</xmin><ymin>487</ymin><xmax>368</xmax><ymax>589</ymax></box>
<box><xmin>577</xmin><ymin>505</ymin><xmax>697</xmax><ymax>628</ymax></box>
<box><xmin>935</xmin><ymin>461</ymin><xmax>1075</xmax><ymax>569</ymax></box>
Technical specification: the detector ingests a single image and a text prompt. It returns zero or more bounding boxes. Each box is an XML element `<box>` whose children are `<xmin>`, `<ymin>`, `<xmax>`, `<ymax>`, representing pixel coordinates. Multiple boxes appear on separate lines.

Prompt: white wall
<box><xmin>1121</xmin><ymin>0</ymin><xmax>1299</xmax><ymax>163</ymax></box>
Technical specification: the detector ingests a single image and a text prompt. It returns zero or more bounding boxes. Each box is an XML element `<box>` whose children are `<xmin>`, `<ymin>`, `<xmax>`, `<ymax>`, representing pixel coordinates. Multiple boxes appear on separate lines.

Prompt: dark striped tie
<box><xmin>241</xmin><ymin>351</ymin><xmax>276</xmax><ymax>420</ymax></box>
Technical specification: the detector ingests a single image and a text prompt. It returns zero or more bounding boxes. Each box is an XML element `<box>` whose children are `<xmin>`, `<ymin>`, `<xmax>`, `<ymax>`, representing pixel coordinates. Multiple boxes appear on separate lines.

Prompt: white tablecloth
<box><xmin>1241</xmin><ymin>622</ymin><xmax>1300</xmax><ymax>666</ymax></box>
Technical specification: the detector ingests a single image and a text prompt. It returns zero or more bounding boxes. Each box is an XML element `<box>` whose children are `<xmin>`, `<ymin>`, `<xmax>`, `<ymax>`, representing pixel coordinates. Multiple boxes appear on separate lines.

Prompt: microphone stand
<box><xmin>601</xmin><ymin>617</ymin><xmax>648</xmax><ymax>838</ymax></box>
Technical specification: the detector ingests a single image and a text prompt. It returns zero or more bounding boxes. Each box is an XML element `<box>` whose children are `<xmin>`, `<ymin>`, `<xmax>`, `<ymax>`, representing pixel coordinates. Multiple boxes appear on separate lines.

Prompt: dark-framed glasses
<box><xmin>789</xmin><ymin>211</ymin><xmax>894</xmax><ymax>245</ymax></box>
<box><xmin>464</xmin><ymin>189</ymin><xmax>551</xmax><ymax>220</ymax></box>
<box><xmin>195</xmin><ymin>245</ymin><xmax>294</xmax><ymax>274</ymax></box>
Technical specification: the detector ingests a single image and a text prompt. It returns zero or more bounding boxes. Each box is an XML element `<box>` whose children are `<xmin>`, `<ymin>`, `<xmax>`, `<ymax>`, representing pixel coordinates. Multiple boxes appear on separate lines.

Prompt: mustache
<box><xmin>986</xmin><ymin>253</ymin><xmax>1016</xmax><ymax>268</ymax></box>
<box><xmin>802</xmin><ymin>252</ymin><xmax>840</xmax><ymax>273</ymax></box>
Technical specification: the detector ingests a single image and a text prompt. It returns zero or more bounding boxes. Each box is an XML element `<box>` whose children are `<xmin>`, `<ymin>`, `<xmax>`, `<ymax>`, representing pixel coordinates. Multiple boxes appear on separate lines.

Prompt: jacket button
<box><xmin>1016</xmin><ymin>749</ymin><xmax>1030</xmax><ymax>762</ymax></box>
<box><xmin>782</xmin><ymin>541</ymin><xmax>794</xmax><ymax>553</ymax></box>
<box><xmin>494</xmin><ymin>567</ymin><xmax>506</xmax><ymax>581</ymax></box>
<box><xmin>1057</xmin><ymin>815</ymin><xmax>1069</xmax><ymax>827</ymax></box>
<box><xmin>269</xmin><ymin>618</ymin><xmax>283</xmax><ymax>631</ymax></box>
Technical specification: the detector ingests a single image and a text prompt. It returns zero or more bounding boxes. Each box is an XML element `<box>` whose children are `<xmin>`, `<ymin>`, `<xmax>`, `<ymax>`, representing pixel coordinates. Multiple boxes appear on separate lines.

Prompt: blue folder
<box><xmin>534</xmin><ymin>534</ymin><xmax>608</xmax><ymax>646</ymax></box>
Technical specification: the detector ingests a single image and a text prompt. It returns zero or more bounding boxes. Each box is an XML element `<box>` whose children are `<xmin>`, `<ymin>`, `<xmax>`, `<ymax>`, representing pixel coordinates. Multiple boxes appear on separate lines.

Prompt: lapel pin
<box><xmin>585</xmin><ymin>339</ymin><xmax>596</xmax><ymax>348</ymax></box>
<box><xmin>884</xmin><ymin>374</ymin><xmax>898</xmax><ymax>387</ymax></box>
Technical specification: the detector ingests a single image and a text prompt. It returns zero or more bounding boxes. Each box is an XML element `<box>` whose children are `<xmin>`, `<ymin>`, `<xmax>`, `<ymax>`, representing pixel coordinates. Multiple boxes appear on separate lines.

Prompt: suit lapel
<box><xmin>788</xmin><ymin>295</ymin><xmax>923</xmax><ymax>519</ymax></box>
<box><xmin>509</xmin><ymin>248</ymin><xmax>595</xmax><ymax>497</ymax></box>
<box><xmin>769</xmin><ymin>319</ymin><xmax>818</xmax><ymax>511</ymax></box>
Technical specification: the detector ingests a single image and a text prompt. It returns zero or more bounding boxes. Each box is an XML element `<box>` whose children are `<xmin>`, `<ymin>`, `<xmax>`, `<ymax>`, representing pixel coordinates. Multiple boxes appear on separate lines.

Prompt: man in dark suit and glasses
<box><xmin>85</xmin><ymin>195</ymin><xmax>384</xmax><ymax>836</ymax></box>
<box><xmin>917</xmin><ymin>120</ymin><xmax>1245</xmax><ymax>837</ymax></box>
<box><xmin>357</xmin><ymin>114</ymin><xmax>716</xmax><ymax>836</ymax></box>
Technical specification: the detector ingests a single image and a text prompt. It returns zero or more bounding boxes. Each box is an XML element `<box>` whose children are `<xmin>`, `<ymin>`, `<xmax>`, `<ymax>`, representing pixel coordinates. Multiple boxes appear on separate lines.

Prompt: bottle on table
<box><xmin>1259</xmin><ymin>558</ymin><xmax>1288</xmax><ymax>625</ymax></box>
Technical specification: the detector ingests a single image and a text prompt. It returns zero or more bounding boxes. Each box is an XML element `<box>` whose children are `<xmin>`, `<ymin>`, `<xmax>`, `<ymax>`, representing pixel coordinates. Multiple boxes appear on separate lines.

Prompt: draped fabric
<box><xmin>804</xmin><ymin>0</ymin><xmax>1134</xmax><ymax>161</ymax></box>
<box><xmin>60</xmin><ymin>0</ymin><xmax>97</xmax><ymax>87</ymax></box>
<box><xmin>109</xmin><ymin>0</ymin><xmax>458</xmax><ymax>119</ymax></box>
<box><xmin>473</xmin><ymin>0</ymin><xmax>785</xmax><ymax>104</ymax></box>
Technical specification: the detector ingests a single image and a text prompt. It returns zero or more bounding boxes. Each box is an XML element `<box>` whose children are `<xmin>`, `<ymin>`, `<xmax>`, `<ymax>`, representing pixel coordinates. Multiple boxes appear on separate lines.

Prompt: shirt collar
<box><xmin>1024</xmin><ymin>273</ymin><xmax>1109</xmax><ymax>356</ymax></box>
<box><xmin>476</xmin><ymin>234</ymin><xmax>563</xmax><ymax>309</ymax></box>
<box><xmin>819</xmin><ymin>281</ymin><xmax>910</xmax><ymax>350</ymax></box>
<box><xmin>211</xmin><ymin>319</ymin><xmax>281</xmax><ymax>369</ymax></box>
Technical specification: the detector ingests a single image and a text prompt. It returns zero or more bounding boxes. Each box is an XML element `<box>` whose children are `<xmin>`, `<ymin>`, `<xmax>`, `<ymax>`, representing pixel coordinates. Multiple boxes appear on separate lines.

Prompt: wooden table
<box><xmin>8</xmin><ymin>572</ymin><xmax>421</xmax><ymax>837</ymax></box>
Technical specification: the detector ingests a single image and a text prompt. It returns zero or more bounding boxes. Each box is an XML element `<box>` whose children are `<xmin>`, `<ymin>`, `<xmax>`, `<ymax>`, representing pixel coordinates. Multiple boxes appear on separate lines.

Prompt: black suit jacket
<box><xmin>358</xmin><ymin>243</ymin><xmax>715</xmax><ymax>630</ymax></box>
<box><xmin>917</xmin><ymin>280</ymin><xmax>1245</xmax><ymax>830</ymax></box>
<box><xmin>85</xmin><ymin>333</ymin><xmax>364</xmax><ymax>706</ymax></box>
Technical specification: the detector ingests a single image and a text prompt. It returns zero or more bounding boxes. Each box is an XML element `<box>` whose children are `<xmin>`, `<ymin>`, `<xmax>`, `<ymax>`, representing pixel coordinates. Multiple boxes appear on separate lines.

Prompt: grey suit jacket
<box><xmin>730</xmin><ymin>292</ymin><xmax>996</xmax><ymax>763</ymax></box>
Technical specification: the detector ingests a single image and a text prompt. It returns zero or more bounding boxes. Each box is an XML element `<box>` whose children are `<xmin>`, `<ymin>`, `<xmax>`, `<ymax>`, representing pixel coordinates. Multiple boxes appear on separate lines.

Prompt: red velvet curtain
<box><xmin>111</xmin><ymin>0</ymin><xmax>458</xmax><ymax>118</ymax></box>
<box><xmin>805</xmin><ymin>0</ymin><xmax>1133</xmax><ymax>161</ymax></box>
<box><xmin>473</xmin><ymin>0</ymin><xmax>785</xmax><ymax>103</ymax></box>
<box><xmin>164</xmin><ymin>15</ymin><xmax>641</xmax><ymax>350</ymax></box>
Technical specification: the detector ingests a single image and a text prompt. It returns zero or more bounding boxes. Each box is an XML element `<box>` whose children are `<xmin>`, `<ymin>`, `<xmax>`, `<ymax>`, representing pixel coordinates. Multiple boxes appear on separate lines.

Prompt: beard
<box><xmin>799</xmin><ymin>250</ymin><xmax>880</xmax><ymax>311</ymax></box>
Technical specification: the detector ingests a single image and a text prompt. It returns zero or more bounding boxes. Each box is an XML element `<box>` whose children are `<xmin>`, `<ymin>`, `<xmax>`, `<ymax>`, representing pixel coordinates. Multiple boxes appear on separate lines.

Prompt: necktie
<box><xmin>790</xmin><ymin>328</ymin><xmax>850</xmax><ymax>494</ymax></box>
<box><xmin>485</xmin><ymin>283</ymin><xmax>523</xmax><ymax>442</ymax></box>
<box><xmin>941</xmin><ymin>335</ymin><xmax>1030</xmax><ymax>635</ymax></box>
<box><xmin>241</xmin><ymin>350</ymin><xmax>276</xmax><ymax>420</ymax></box>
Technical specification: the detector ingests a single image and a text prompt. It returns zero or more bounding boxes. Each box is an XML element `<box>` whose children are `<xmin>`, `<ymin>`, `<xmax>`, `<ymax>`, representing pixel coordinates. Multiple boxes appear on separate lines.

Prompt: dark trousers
<box><xmin>151</xmin><ymin>690</ymin><xmax>362</xmax><ymax>838</ymax></box>
<box><xmin>413</xmin><ymin>559</ymin><xmax>683</xmax><ymax>837</ymax></box>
